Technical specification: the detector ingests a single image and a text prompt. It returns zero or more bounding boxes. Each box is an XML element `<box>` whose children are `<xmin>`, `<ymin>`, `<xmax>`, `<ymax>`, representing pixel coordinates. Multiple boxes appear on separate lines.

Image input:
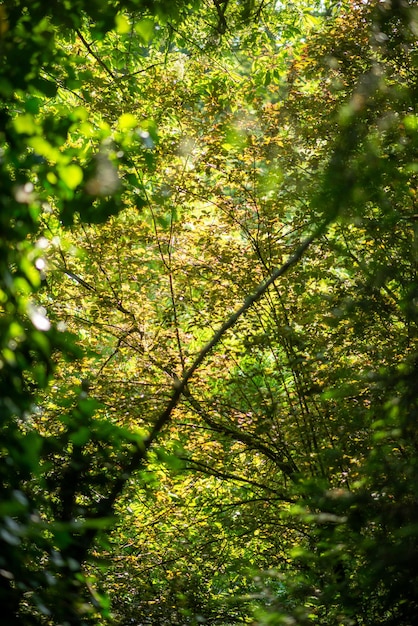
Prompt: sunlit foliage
<box><xmin>1</xmin><ymin>0</ymin><xmax>417</xmax><ymax>624</ymax></box>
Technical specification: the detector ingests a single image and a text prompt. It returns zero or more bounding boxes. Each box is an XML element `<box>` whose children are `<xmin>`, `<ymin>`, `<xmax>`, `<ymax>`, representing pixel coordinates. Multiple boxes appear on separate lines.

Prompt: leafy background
<box><xmin>1</xmin><ymin>0</ymin><xmax>417</xmax><ymax>624</ymax></box>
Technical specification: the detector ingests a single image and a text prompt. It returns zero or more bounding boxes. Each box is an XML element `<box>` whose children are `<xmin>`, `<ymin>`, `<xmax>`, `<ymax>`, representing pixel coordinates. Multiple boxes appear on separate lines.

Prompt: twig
<box><xmin>76</xmin><ymin>29</ymin><xmax>115</xmax><ymax>80</ymax></box>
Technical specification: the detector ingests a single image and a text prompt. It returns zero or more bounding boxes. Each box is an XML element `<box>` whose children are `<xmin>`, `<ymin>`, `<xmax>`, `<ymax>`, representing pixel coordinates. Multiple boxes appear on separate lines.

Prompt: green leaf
<box><xmin>58</xmin><ymin>164</ymin><xmax>83</xmax><ymax>189</ymax></box>
<box><xmin>115</xmin><ymin>13</ymin><xmax>130</xmax><ymax>34</ymax></box>
<box><xmin>134</xmin><ymin>18</ymin><xmax>155</xmax><ymax>43</ymax></box>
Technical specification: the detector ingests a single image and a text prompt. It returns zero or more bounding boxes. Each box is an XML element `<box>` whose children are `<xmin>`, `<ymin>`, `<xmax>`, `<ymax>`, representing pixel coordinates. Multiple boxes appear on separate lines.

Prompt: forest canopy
<box><xmin>1</xmin><ymin>0</ymin><xmax>417</xmax><ymax>624</ymax></box>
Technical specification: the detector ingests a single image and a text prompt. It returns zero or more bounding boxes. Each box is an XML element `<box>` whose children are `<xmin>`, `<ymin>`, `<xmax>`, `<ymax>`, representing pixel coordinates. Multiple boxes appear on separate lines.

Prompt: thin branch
<box><xmin>114</xmin><ymin>62</ymin><xmax>166</xmax><ymax>82</ymax></box>
<box><xmin>63</xmin><ymin>269</ymin><xmax>95</xmax><ymax>292</ymax></box>
<box><xmin>60</xmin><ymin>267</ymin><xmax>136</xmax><ymax>319</ymax></box>
<box><xmin>86</xmin><ymin>219</ymin><xmax>329</xmax><ymax>533</ymax></box>
<box><xmin>145</xmin><ymin>218</ymin><xmax>330</xmax><ymax>446</ymax></box>
<box><xmin>184</xmin><ymin>390</ymin><xmax>299</xmax><ymax>479</ymax></box>
<box><xmin>181</xmin><ymin>456</ymin><xmax>284</xmax><ymax>494</ymax></box>
<box><xmin>76</xmin><ymin>29</ymin><xmax>116</xmax><ymax>80</ymax></box>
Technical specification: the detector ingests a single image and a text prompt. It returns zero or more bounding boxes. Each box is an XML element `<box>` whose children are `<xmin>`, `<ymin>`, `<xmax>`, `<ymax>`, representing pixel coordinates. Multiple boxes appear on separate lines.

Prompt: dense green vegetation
<box><xmin>1</xmin><ymin>0</ymin><xmax>417</xmax><ymax>624</ymax></box>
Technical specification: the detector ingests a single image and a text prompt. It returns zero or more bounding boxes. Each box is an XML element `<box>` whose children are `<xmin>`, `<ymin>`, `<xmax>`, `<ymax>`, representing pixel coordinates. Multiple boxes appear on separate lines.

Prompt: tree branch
<box><xmin>184</xmin><ymin>391</ymin><xmax>299</xmax><ymax>479</ymax></box>
<box><xmin>145</xmin><ymin>218</ymin><xmax>330</xmax><ymax>447</ymax></box>
<box><xmin>181</xmin><ymin>456</ymin><xmax>288</xmax><ymax>495</ymax></box>
<box><xmin>76</xmin><ymin>29</ymin><xmax>115</xmax><ymax>80</ymax></box>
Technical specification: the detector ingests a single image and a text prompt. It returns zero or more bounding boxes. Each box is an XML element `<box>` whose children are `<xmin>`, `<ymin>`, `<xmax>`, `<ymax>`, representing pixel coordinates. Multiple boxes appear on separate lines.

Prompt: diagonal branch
<box><xmin>68</xmin><ymin>219</ymin><xmax>331</xmax><ymax>567</ymax></box>
<box><xmin>181</xmin><ymin>456</ymin><xmax>293</xmax><ymax>496</ymax></box>
<box><xmin>76</xmin><ymin>29</ymin><xmax>115</xmax><ymax>80</ymax></box>
<box><xmin>183</xmin><ymin>391</ymin><xmax>300</xmax><ymax>479</ymax></box>
<box><xmin>145</xmin><ymin>218</ymin><xmax>331</xmax><ymax>446</ymax></box>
